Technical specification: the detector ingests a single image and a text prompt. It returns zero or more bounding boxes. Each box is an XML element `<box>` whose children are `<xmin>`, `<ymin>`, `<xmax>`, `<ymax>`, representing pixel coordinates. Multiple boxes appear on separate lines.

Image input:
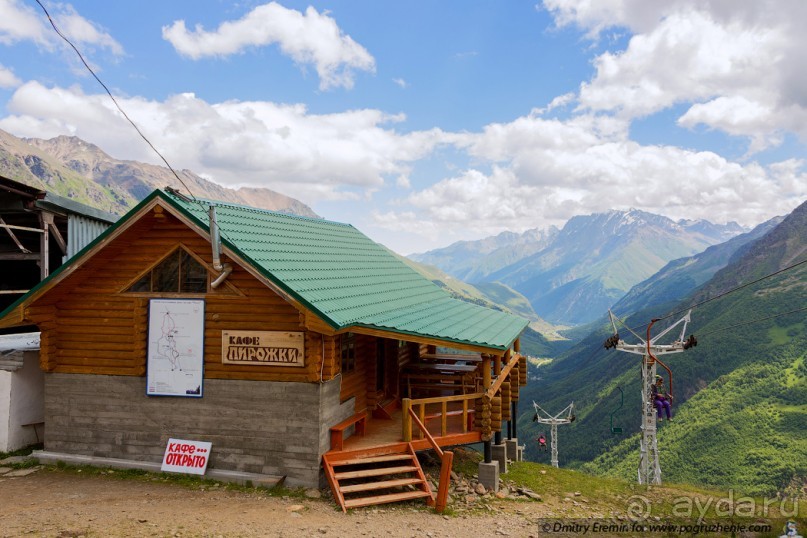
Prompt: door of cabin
<box><xmin>375</xmin><ymin>338</ymin><xmax>398</xmax><ymax>403</ymax></box>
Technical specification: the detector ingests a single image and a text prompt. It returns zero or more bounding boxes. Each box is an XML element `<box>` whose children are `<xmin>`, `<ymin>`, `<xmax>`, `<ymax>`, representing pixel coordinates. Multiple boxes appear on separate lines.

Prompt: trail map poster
<box><xmin>147</xmin><ymin>299</ymin><xmax>205</xmax><ymax>397</ymax></box>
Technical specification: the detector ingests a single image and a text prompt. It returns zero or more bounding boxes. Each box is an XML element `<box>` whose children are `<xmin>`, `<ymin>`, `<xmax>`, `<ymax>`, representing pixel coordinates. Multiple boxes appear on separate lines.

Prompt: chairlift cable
<box><xmin>619</xmin><ymin>256</ymin><xmax>807</xmax><ymax>336</ymax></box>
<box><xmin>696</xmin><ymin>306</ymin><xmax>807</xmax><ymax>338</ymax></box>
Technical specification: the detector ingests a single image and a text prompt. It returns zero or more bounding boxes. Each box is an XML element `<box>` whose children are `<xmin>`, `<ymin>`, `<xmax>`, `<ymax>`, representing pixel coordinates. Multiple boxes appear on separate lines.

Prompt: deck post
<box><xmin>402</xmin><ymin>398</ymin><xmax>412</xmax><ymax>442</ymax></box>
<box><xmin>484</xmin><ymin>440</ymin><xmax>492</xmax><ymax>463</ymax></box>
<box><xmin>482</xmin><ymin>354</ymin><xmax>492</xmax><ymax>391</ymax></box>
<box><xmin>506</xmin><ymin>398</ymin><xmax>521</xmax><ymax>461</ymax></box>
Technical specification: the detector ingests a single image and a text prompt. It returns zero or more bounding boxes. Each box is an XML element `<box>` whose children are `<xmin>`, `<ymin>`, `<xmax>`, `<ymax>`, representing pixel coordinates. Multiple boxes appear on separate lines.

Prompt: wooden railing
<box><xmin>407</xmin><ymin>406</ymin><xmax>454</xmax><ymax>513</ymax></box>
<box><xmin>402</xmin><ymin>393</ymin><xmax>482</xmax><ymax>441</ymax></box>
<box><xmin>486</xmin><ymin>354</ymin><xmax>520</xmax><ymax>399</ymax></box>
<box><xmin>400</xmin><ymin>353</ymin><xmax>527</xmax><ymax>444</ymax></box>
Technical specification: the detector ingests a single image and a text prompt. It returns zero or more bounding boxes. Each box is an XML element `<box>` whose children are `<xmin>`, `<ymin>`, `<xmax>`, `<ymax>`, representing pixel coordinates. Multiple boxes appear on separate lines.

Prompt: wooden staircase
<box><xmin>322</xmin><ymin>442</ymin><xmax>434</xmax><ymax>512</ymax></box>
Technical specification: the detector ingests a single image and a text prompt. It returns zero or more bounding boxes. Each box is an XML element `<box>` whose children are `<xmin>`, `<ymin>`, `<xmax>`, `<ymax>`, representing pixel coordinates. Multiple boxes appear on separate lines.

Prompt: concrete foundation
<box><xmin>478</xmin><ymin>461</ymin><xmax>499</xmax><ymax>492</ymax></box>
<box><xmin>34</xmin><ymin>451</ymin><xmax>285</xmax><ymax>486</ymax></box>
<box><xmin>505</xmin><ymin>438</ymin><xmax>520</xmax><ymax>462</ymax></box>
<box><xmin>491</xmin><ymin>443</ymin><xmax>508</xmax><ymax>473</ymax></box>
<box><xmin>43</xmin><ymin>373</ymin><xmax>354</xmax><ymax>488</ymax></box>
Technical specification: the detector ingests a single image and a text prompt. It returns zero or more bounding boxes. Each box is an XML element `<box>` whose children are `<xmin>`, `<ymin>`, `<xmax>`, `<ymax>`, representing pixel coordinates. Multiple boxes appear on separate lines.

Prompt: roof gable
<box><xmin>0</xmin><ymin>189</ymin><xmax>528</xmax><ymax>350</ymax></box>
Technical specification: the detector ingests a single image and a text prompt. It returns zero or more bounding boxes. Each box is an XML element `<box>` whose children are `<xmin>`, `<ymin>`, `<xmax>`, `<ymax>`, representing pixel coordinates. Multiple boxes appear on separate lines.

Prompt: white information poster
<box><xmin>146</xmin><ymin>299</ymin><xmax>205</xmax><ymax>397</ymax></box>
<box><xmin>161</xmin><ymin>438</ymin><xmax>212</xmax><ymax>475</ymax></box>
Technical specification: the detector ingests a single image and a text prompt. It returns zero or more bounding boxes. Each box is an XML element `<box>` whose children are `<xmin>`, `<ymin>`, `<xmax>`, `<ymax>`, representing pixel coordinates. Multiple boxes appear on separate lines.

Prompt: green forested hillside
<box><xmin>518</xmin><ymin>200</ymin><xmax>807</xmax><ymax>496</ymax></box>
<box><xmin>585</xmin><ymin>338</ymin><xmax>806</xmax><ymax>496</ymax></box>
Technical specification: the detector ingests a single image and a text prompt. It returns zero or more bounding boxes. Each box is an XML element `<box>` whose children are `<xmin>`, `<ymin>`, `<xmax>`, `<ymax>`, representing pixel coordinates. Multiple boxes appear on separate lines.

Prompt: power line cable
<box><xmin>696</xmin><ymin>305</ymin><xmax>807</xmax><ymax>338</ymax></box>
<box><xmin>35</xmin><ymin>0</ymin><xmax>245</xmax><ymax>250</ymax></box>
<box><xmin>34</xmin><ymin>0</ymin><xmax>196</xmax><ymax>201</ymax></box>
<box><xmin>658</xmin><ymin>257</ymin><xmax>807</xmax><ymax>322</ymax></box>
<box><xmin>619</xmin><ymin>256</ymin><xmax>807</xmax><ymax>336</ymax></box>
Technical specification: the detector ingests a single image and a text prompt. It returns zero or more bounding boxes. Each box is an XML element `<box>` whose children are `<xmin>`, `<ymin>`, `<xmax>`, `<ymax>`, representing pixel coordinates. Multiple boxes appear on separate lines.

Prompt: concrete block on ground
<box><xmin>492</xmin><ymin>443</ymin><xmax>507</xmax><ymax>473</ymax></box>
<box><xmin>478</xmin><ymin>461</ymin><xmax>499</xmax><ymax>493</ymax></box>
<box><xmin>505</xmin><ymin>438</ymin><xmax>520</xmax><ymax>462</ymax></box>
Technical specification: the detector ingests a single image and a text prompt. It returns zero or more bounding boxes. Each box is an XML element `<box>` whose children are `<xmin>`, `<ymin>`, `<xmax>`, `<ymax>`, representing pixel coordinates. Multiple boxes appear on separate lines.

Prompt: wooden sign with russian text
<box><xmin>221</xmin><ymin>331</ymin><xmax>305</xmax><ymax>367</ymax></box>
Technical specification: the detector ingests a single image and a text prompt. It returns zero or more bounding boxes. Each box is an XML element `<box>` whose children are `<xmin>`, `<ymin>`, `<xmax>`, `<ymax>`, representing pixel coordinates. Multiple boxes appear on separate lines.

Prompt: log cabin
<box><xmin>0</xmin><ymin>188</ymin><xmax>528</xmax><ymax>511</ymax></box>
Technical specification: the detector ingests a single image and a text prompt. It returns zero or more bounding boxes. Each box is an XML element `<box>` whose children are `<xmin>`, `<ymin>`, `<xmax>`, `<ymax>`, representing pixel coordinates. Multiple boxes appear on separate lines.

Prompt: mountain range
<box><xmin>1</xmin><ymin>127</ymin><xmax>803</xmax><ymax>497</ymax></box>
<box><xmin>0</xmin><ymin>128</ymin><xmax>562</xmax><ymax>357</ymax></box>
<box><xmin>517</xmin><ymin>199</ymin><xmax>806</xmax><ymax>496</ymax></box>
<box><xmin>0</xmin><ymin>128</ymin><xmax>318</xmax><ymax>218</ymax></box>
<box><xmin>412</xmin><ymin>210</ymin><xmax>747</xmax><ymax>325</ymax></box>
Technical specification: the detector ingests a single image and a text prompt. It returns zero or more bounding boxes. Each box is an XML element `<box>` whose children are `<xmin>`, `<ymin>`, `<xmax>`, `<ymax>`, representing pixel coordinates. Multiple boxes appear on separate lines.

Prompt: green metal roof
<box><xmin>162</xmin><ymin>190</ymin><xmax>527</xmax><ymax>350</ymax></box>
<box><xmin>0</xmin><ymin>189</ymin><xmax>528</xmax><ymax>350</ymax></box>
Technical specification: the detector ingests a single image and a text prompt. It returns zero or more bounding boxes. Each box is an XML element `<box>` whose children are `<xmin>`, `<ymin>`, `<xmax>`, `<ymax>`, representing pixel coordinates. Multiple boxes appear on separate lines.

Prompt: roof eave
<box><xmin>0</xmin><ymin>190</ymin><xmax>164</xmax><ymax>325</ymax></box>
<box><xmin>345</xmin><ymin>319</ymin><xmax>528</xmax><ymax>354</ymax></box>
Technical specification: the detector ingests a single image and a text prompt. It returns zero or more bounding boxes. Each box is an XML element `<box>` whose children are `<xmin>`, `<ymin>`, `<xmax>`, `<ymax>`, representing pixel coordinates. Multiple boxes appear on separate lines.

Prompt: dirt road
<box><xmin>0</xmin><ymin>469</ymin><xmax>555</xmax><ymax>538</ymax></box>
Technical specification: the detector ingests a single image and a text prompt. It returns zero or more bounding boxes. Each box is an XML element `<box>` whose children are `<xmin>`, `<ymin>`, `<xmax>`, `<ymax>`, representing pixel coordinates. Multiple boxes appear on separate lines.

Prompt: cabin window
<box><xmin>127</xmin><ymin>248</ymin><xmax>208</xmax><ymax>293</ymax></box>
<box><xmin>340</xmin><ymin>332</ymin><xmax>356</xmax><ymax>374</ymax></box>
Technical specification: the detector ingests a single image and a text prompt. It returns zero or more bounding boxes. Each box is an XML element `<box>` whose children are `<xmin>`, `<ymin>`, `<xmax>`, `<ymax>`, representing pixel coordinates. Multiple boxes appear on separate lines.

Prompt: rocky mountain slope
<box><xmin>0</xmin><ymin>129</ymin><xmax>318</xmax><ymax>217</ymax></box>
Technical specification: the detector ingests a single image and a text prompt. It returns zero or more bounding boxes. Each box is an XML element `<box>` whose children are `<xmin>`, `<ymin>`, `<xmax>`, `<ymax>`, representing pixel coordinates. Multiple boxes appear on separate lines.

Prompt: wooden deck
<box><xmin>339</xmin><ymin>407</ymin><xmax>481</xmax><ymax>453</ymax></box>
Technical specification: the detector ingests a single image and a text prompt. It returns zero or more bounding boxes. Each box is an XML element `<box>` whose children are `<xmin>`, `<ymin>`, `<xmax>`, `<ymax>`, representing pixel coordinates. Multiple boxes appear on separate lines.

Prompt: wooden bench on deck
<box><xmin>329</xmin><ymin>412</ymin><xmax>367</xmax><ymax>451</ymax></box>
<box><xmin>402</xmin><ymin>363</ymin><xmax>479</xmax><ymax>398</ymax></box>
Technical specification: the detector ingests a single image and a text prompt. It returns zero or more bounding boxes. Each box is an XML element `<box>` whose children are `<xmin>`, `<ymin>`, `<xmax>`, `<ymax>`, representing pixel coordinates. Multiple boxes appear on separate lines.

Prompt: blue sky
<box><xmin>0</xmin><ymin>0</ymin><xmax>805</xmax><ymax>254</ymax></box>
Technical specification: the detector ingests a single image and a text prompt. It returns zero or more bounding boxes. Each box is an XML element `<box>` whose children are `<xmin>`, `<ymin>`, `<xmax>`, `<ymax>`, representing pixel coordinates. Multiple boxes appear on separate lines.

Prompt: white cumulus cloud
<box><xmin>162</xmin><ymin>2</ymin><xmax>375</xmax><ymax>90</ymax></box>
<box><xmin>0</xmin><ymin>0</ymin><xmax>122</xmax><ymax>55</ymax></box>
<box><xmin>542</xmin><ymin>0</ymin><xmax>807</xmax><ymax>152</ymax></box>
<box><xmin>374</xmin><ymin>110</ymin><xmax>807</xmax><ymax>243</ymax></box>
<box><xmin>0</xmin><ymin>64</ymin><xmax>21</xmax><ymax>88</ymax></box>
<box><xmin>0</xmin><ymin>82</ymin><xmax>450</xmax><ymax>203</ymax></box>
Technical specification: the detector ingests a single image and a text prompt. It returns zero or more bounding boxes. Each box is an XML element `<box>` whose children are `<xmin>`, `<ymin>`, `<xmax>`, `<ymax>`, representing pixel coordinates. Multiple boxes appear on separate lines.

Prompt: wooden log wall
<box><xmin>23</xmin><ymin>210</ymin><xmax>333</xmax><ymax>383</ymax></box>
<box><xmin>338</xmin><ymin>333</ymin><xmax>371</xmax><ymax>413</ymax></box>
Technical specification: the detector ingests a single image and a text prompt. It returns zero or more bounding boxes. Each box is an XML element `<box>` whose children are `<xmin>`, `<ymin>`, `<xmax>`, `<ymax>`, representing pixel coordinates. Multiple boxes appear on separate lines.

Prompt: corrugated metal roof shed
<box><xmin>164</xmin><ymin>191</ymin><xmax>527</xmax><ymax>350</ymax></box>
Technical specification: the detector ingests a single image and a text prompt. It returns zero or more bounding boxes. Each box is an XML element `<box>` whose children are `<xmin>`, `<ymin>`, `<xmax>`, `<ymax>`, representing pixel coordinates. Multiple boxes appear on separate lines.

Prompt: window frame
<box><xmin>122</xmin><ymin>244</ymin><xmax>211</xmax><ymax>297</ymax></box>
<box><xmin>339</xmin><ymin>332</ymin><xmax>356</xmax><ymax>374</ymax></box>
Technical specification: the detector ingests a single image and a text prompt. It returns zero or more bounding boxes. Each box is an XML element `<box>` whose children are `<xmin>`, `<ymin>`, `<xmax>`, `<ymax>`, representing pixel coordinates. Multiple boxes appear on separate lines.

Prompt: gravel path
<box><xmin>0</xmin><ymin>469</ymin><xmax>561</xmax><ymax>538</ymax></box>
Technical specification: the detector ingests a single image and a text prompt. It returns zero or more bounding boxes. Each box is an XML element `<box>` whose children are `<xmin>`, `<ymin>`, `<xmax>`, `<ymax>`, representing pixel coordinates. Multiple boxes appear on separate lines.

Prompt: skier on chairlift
<box><xmin>651</xmin><ymin>374</ymin><xmax>672</xmax><ymax>421</ymax></box>
<box><xmin>537</xmin><ymin>433</ymin><xmax>548</xmax><ymax>452</ymax></box>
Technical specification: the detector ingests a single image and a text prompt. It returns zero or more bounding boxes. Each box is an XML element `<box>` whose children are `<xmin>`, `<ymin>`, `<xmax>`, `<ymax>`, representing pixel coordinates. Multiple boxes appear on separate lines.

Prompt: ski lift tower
<box><xmin>605</xmin><ymin>310</ymin><xmax>695</xmax><ymax>485</ymax></box>
<box><xmin>532</xmin><ymin>402</ymin><xmax>575</xmax><ymax>468</ymax></box>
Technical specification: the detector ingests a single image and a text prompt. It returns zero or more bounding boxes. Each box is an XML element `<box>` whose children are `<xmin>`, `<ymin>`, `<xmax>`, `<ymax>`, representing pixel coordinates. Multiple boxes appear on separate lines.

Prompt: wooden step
<box><xmin>325</xmin><ymin>442</ymin><xmax>410</xmax><ymax>460</ymax></box>
<box><xmin>339</xmin><ymin>477</ymin><xmax>423</xmax><ymax>494</ymax></box>
<box><xmin>343</xmin><ymin>490</ymin><xmax>432</xmax><ymax>509</ymax></box>
<box><xmin>333</xmin><ymin>465</ymin><xmax>418</xmax><ymax>480</ymax></box>
<box><xmin>331</xmin><ymin>454</ymin><xmax>413</xmax><ymax>466</ymax></box>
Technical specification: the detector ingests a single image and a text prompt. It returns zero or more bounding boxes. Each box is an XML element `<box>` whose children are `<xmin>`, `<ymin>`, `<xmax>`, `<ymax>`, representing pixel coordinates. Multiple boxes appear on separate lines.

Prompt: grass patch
<box><xmin>0</xmin><ymin>443</ymin><xmax>42</xmax><ymax>460</ymax></box>
<box><xmin>0</xmin><ymin>443</ymin><xmax>43</xmax><ymax>468</ymax></box>
<box><xmin>46</xmin><ymin>461</ymin><xmax>308</xmax><ymax>499</ymax></box>
<box><xmin>503</xmin><ymin>460</ymin><xmax>807</xmax><ymax>519</ymax></box>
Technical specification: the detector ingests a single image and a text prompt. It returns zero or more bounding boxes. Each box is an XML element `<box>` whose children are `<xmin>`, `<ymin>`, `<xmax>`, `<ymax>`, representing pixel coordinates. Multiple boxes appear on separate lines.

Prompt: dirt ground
<box><xmin>0</xmin><ymin>468</ymin><xmax>570</xmax><ymax>538</ymax></box>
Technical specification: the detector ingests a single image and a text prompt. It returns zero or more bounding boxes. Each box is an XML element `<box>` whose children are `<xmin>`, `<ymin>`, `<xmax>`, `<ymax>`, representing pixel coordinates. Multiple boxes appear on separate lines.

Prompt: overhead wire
<box><xmin>35</xmin><ymin>0</ymin><xmax>241</xmax><ymax>248</ymax></box>
<box><xmin>656</xmin><ymin>256</ymin><xmax>807</xmax><ymax>323</ymax></box>
<box><xmin>34</xmin><ymin>0</ymin><xmax>194</xmax><ymax>201</ymax></box>
<box><xmin>696</xmin><ymin>305</ymin><xmax>807</xmax><ymax>338</ymax></box>
<box><xmin>618</xmin><ymin>256</ymin><xmax>807</xmax><ymax>338</ymax></box>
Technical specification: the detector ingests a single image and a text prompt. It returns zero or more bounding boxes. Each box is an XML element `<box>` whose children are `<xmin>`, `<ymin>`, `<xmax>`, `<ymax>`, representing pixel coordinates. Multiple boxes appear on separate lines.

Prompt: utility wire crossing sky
<box><xmin>0</xmin><ymin>0</ymin><xmax>805</xmax><ymax>254</ymax></box>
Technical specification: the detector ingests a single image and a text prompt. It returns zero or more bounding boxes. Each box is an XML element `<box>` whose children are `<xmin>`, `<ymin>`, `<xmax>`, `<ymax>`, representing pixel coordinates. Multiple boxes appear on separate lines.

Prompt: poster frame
<box><xmin>146</xmin><ymin>298</ymin><xmax>206</xmax><ymax>398</ymax></box>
